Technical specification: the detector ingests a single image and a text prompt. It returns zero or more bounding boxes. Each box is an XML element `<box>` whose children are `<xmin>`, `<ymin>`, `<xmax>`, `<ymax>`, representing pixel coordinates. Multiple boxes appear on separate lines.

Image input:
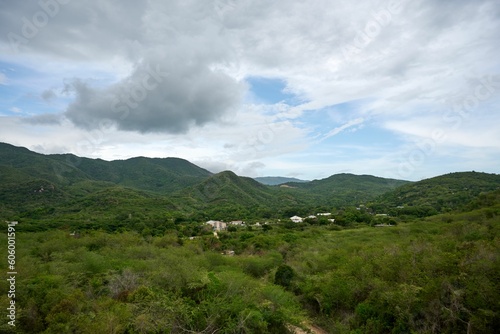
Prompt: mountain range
<box><xmin>1</xmin><ymin>142</ymin><xmax>499</xmax><ymax>230</ymax></box>
<box><xmin>254</xmin><ymin>176</ymin><xmax>309</xmax><ymax>185</ymax></box>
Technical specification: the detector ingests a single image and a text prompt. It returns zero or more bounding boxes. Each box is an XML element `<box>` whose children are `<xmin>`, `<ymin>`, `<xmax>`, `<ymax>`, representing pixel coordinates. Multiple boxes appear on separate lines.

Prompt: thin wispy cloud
<box><xmin>322</xmin><ymin>118</ymin><xmax>365</xmax><ymax>141</ymax></box>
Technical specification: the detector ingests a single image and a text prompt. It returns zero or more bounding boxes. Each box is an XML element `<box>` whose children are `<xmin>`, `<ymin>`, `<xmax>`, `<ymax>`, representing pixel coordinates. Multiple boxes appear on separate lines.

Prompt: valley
<box><xmin>0</xmin><ymin>142</ymin><xmax>499</xmax><ymax>333</ymax></box>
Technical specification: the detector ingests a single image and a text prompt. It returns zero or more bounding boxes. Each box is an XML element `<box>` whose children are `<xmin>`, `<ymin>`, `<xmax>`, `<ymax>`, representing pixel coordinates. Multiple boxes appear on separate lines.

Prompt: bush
<box><xmin>274</xmin><ymin>264</ymin><xmax>295</xmax><ymax>289</ymax></box>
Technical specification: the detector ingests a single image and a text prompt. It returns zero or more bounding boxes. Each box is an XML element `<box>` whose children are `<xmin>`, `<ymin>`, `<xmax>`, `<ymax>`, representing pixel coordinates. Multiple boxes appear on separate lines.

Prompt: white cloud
<box><xmin>322</xmin><ymin>118</ymin><xmax>365</xmax><ymax>140</ymax></box>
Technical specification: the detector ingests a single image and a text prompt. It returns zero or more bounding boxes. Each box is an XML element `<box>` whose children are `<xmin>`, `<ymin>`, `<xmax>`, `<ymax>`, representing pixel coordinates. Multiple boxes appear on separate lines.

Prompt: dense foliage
<box><xmin>1</xmin><ymin>198</ymin><xmax>499</xmax><ymax>333</ymax></box>
<box><xmin>0</xmin><ymin>143</ymin><xmax>212</xmax><ymax>194</ymax></box>
<box><xmin>372</xmin><ymin>172</ymin><xmax>500</xmax><ymax>217</ymax></box>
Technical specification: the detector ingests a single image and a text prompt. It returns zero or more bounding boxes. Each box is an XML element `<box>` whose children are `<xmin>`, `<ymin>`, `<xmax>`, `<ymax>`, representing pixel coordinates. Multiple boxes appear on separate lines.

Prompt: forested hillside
<box><xmin>371</xmin><ymin>171</ymin><xmax>500</xmax><ymax>217</ymax></box>
<box><xmin>0</xmin><ymin>143</ymin><xmax>413</xmax><ymax>226</ymax></box>
<box><xmin>0</xmin><ymin>142</ymin><xmax>212</xmax><ymax>194</ymax></box>
<box><xmin>2</xmin><ymin>143</ymin><xmax>499</xmax><ymax>231</ymax></box>
<box><xmin>285</xmin><ymin>173</ymin><xmax>410</xmax><ymax>207</ymax></box>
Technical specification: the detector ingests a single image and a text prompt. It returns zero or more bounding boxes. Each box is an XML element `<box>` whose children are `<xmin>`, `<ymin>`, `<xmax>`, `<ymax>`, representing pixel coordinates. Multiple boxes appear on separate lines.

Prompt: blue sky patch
<box><xmin>245</xmin><ymin>77</ymin><xmax>297</xmax><ymax>104</ymax></box>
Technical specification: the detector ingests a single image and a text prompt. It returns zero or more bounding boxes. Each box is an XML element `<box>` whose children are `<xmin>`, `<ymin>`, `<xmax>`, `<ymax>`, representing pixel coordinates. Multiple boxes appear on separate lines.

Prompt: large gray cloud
<box><xmin>1</xmin><ymin>0</ymin><xmax>245</xmax><ymax>133</ymax></box>
<box><xmin>63</xmin><ymin>61</ymin><xmax>244</xmax><ymax>133</ymax></box>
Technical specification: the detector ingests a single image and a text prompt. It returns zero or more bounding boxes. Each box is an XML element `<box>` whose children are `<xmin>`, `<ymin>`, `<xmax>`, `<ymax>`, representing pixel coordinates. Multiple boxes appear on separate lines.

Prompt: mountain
<box><xmin>0</xmin><ymin>142</ymin><xmax>214</xmax><ymax>224</ymax></box>
<box><xmin>254</xmin><ymin>176</ymin><xmax>309</xmax><ymax>185</ymax></box>
<box><xmin>0</xmin><ymin>143</ymin><xmax>413</xmax><ymax>223</ymax></box>
<box><xmin>49</xmin><ymin>154</ymin><xmax>212</xmax><ymax>193</ymax></box>
<box><xmin>174</xmin><ymin>171</ymin><xmax>310</xmax><ymax>220</ymax></box>
<box><xmin>0</xmin><ymin>142</ymin><xmax>212</xmax><ymax>194</ymax></box>
<box><xmin>372</xmin><ymin>171</ymin><xmax>500</xmax><ymax>216</ymax></box>
<box><xmin>180</xmin><ymin>170</ymin><xmax>275</xmax><ymax>207</ymax></box>
<box><xmin>0</xmin><ymin>142</ymin><xmax>91</xmax><ymax>185</ymax></box>
<box><xmin>283</xmin><ymin>173</ymin><xmax>410</xmax><ymax>207</ymax></box>
<box><xmin>174</xmin><ymin>171</ymin><xmax>411</xmax><ymax>220</ymax></box>
<box><xmin>4</xmin><ymin>142</ymin><xmax>496</xmax><ymax>227</ymax></box>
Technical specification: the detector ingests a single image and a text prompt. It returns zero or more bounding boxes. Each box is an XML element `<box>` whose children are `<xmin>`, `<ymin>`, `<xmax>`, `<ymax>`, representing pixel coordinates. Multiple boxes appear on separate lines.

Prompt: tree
<box><xmin>262</xmin><ymin>224</ymin><xmax>272</xmax><ymax>232</ymax></box>
<box><xmin>274</xmin><ymin>264</ymin><xmax>295</xmax><ymax>289</ymax></box>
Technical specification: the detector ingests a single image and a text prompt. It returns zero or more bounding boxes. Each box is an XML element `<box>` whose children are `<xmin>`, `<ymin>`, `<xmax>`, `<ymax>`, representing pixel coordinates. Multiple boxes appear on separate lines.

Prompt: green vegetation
<box><xmin>1</xmin><ymin>194</ymin><xmax>499</xmax><ymax>333</ymax></box>
<box><xmin>372</xmin><ymin>172</ymin><xmax>500</xmax><ymax>218</ymax></box>
<box><xmin>285</xmin><ymin>173</ymin><xmax>410</xmax><ymax>208</ymax></box>
<box><xmin>0</xmin><ymin>143</ymin><xmax>410</xmax><ymax>224</ymax></box>
<box><xmin>1</xmin><ymin>143</ymin><xmax>499</xmax><ymax>333</ymax></box>
<box><xmin>0</xmin><ymin>142</ymin><xmax>212</xmax><ymax>195</ymax></box>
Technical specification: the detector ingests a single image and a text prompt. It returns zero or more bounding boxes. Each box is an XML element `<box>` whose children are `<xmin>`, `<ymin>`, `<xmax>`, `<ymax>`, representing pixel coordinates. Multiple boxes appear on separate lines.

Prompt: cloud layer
<box><xmin>0</xmin><ymin>0</ymin><xmax>499</xmax><ymax>180</ymax></box>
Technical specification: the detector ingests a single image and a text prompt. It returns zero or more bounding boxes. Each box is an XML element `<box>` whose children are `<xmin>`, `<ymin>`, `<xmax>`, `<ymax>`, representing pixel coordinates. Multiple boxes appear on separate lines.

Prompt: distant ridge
<box><xmin>254</xmin><ymin>176</ymin><xmax>309</xmax><ymax>185</ymax></box>
<box><xmin>0</xmin><ymin>142</ymin><xmax>212</xmax><ymax>194</ymax></box>
<box><xmin>281</xmin><ymin>173</ymin><xmax>411</xmax><ymax>207</ymax></box>
<box><xmin>373</xmin><ymin>171</ymin><xmax>500</xmax><ymax>216</ymax></box>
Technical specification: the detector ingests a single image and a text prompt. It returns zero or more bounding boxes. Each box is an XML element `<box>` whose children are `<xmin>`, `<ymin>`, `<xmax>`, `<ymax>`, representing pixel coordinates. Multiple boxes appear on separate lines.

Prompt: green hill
<box><xmin>0</xmin><ymin>142</ymin><xmax>90</xmax><ymax>185</ymax></box>
<box><xmin>372</xmin><ymin>171</ymin><xmax>500</xmax><ymax>217</ymax></box>
<box><xmin>4</xmin><ymin>142</ymin><xmax>497</xmax><ymax>227</ymax></box>
<box><xmin>0</xmin><ymin>143</ymin><xmax>213</xmax><ymax>225</ymax></box>
<box><xmin>48</xmin><ymin>154</ymin><xmax>212</xmax><ymax>193</ymax></box>
<box><xmin>0</xmin><ymin>142</ymin><xmax>212</xmax><ymax>196</ymax></box>
<box><xmin>174</xmin><ymin>171</ymin><xmax>311</xmax><ymax>220</ymax></box>
<box><xmin>184</xmin><ymin>171</ymin><xmax>273</xmax><ymax>204</ymax></box>
<box><xmin>285</xmin><ymin>173</ymin><xmax>410</xmax><ymax>207</ymax></box>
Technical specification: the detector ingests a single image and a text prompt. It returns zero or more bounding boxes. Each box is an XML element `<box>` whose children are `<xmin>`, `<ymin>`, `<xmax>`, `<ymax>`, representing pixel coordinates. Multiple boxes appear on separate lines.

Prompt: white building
<box><xmin>229</xmin><ymin>220</ymin><xmax>245</xmax><ymax>226</ymax></box>
<box><xmin>290</xmin><ymin>215</ymin><xmax>303</xmax><ymax>223</ymax></box>
<box><xmin>206</xmin><ymin>220</ymin><xmax>227</xmax><ymax>231</ymax></box>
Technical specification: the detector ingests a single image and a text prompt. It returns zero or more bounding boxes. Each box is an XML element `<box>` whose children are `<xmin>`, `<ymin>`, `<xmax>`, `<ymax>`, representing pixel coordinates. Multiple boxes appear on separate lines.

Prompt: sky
<box><xmin>0</xmin><ymin>0</ymin><xmax>499</xmax><ymax>181</ymax></box>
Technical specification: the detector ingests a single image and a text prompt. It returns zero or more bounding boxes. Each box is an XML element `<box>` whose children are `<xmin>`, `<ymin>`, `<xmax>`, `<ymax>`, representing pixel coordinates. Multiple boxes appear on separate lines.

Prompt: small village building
<box><xmin>290</xmin><ymin>215</ymin><xmax>303</xmax><ymax>223</ymax></box>
<box><xmin>206</xmin><ymin>220</ymin><xmax>227</xmax><ymax>231</ymax></box>
<box><xmin>317</xmin><ymin>213</ymin><xmax>331</xmax><ymax>216</ymax></box>
<box><xmin>229</xmin><ymin>220</ymin><xmax>245</xmax><ymax>226</ymax></box>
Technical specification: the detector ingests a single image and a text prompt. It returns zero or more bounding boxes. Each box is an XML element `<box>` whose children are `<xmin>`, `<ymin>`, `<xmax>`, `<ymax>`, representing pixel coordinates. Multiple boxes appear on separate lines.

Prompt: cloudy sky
<box><xmin>1</xmin><ymin>0</ymin><xmax>499</xmax><ymax>181</ymax></box>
